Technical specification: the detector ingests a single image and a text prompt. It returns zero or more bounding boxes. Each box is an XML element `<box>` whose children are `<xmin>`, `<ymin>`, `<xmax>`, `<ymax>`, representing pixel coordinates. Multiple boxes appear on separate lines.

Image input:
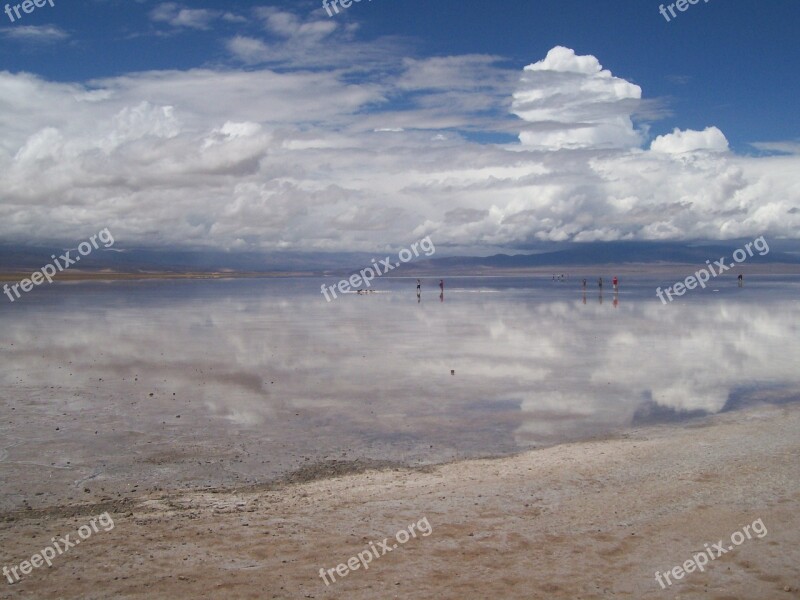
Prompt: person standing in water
<box><xmin>439</xmin><ymin>279</ymin><xmax>444</xmax><ymax>292</ymax></box>
<box><xmin>738</xmin><ymin>273</ymin><xmax>744</xmax><ymax>287</ymax></box>
<box><xmin>598</xmin><ymin>277</ymin><xmax>603</xmax><ymax>289</ymax></box>
<box><xmin>612</xmin><ymin>276</ymin><xmax>618</xmax><ymax>291</ymax></box>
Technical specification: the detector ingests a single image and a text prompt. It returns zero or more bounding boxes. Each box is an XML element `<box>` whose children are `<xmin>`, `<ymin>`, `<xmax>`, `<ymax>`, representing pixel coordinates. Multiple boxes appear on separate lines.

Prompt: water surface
<box><xmin>1</xmin><ymin>274</ymin><xmax>798</xmax><ymax>510</ymax></box>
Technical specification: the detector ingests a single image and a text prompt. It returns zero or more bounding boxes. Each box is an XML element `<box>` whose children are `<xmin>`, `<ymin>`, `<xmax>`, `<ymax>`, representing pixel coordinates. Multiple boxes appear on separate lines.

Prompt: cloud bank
<box><xmin>0</xmin><ymin>10</ymin><xmax>798</xmax><ymax>254</ymax></box>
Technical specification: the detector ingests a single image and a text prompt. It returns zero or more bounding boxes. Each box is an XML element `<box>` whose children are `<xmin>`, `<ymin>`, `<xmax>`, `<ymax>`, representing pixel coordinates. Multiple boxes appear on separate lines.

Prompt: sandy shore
<box><xmin>1</xmin><ymin>403</ymin><xmax>798</xmax><ymax>599</ymax></box>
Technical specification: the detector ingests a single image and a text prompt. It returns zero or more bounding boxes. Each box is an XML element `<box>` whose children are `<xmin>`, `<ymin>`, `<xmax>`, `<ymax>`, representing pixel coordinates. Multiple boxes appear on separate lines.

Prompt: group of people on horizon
<box><xmin>416</xmin><ymin>279</ymin><xmax>445</xmax><ymax>292</ymax></box>
<box><xmin>408</xmin><ymin>272</ymin><xmax>744</xmax><ymax>304</ymax></box>
<box><xmin>416</xmin><ymin>279</ymin><xmax>446</xmax><ymax>302</ymax></box>
<box><xmin>583</xmin><ymin>276</ymin><xmax>619</xmax><ymax>292</ymax></box>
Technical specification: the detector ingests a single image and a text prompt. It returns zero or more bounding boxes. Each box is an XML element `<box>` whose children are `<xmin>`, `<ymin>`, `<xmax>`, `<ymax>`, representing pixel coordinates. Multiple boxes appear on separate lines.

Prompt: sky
<box><xmin>0</xmin><ymin>0</ymin><xmax>798</xmax><ymax>257</ymax></box>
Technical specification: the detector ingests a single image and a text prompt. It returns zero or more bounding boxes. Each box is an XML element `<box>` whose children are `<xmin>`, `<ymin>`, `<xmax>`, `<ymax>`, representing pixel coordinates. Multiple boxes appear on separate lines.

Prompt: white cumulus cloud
<box><xmin>650</xmin><ymin>126</ymin><xmax>729</xmax><ymax>154</ymax></box>
<box><xmin>512</xmin><ymin>46</ymin><xmax>644</xmax><ymax>150</ymax></box>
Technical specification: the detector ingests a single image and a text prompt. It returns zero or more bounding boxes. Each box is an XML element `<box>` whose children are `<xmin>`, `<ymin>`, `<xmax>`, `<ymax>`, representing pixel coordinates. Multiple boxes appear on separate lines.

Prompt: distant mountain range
<box><xmin>1</xmin><ymin>240</ymin><xmax>798</xmax><ymax>275</ymax></box>
<box><xmin>410</xmin><ymin>241</ymin><xmax>800</xmax><ymax>273</ymax></box>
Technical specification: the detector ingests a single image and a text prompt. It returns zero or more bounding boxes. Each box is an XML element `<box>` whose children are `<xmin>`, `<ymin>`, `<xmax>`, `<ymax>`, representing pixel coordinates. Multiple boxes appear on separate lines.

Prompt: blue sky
<box><xmin>0</xmin><ymin>0</ymin><xmax>798</xmax><ymax>255</ymax></box>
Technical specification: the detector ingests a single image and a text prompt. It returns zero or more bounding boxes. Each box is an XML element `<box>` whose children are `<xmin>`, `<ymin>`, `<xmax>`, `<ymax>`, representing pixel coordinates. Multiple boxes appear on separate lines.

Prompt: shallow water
<box><xmin>1</xmin><ymin>274</ymin><xmax>799</xmax><ymax>509</ymax></box>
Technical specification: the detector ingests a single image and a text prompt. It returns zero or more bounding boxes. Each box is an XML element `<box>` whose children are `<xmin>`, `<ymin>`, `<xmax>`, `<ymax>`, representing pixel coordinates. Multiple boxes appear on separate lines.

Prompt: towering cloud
<box><xmin>512</xmin><ymin>46</ymin><xmax>644</xmax><ymax>150</ymax></box>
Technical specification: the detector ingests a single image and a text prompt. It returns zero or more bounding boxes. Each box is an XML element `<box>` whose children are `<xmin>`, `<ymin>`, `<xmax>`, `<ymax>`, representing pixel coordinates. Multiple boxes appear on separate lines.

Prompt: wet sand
<box><xmin>1</xmin><ymin>403</ymin><xmax>798</xmax><ymax>599</ymax></box>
